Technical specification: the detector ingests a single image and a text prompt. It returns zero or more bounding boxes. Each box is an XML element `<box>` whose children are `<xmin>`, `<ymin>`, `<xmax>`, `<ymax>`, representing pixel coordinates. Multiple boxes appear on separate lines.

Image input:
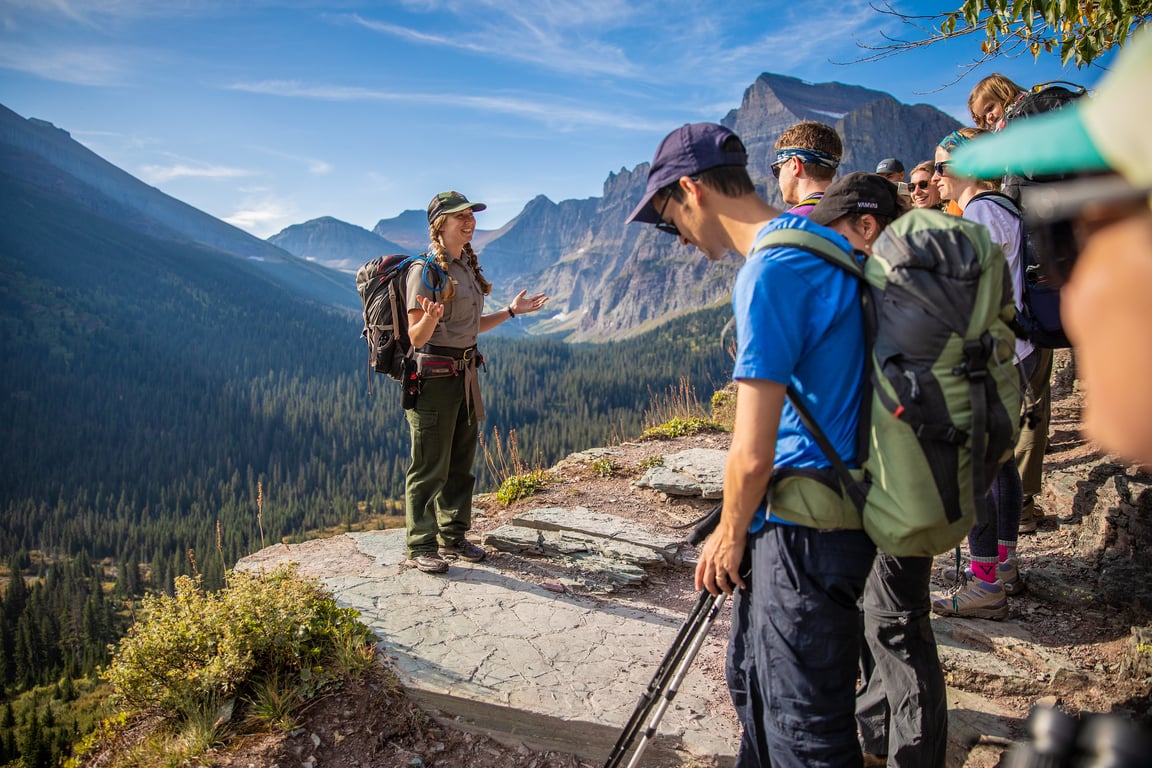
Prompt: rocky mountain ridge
<box><xmin>269</xmin><ymin>72</ymin><xmax>962</xmax><ymax>340</ymax></box>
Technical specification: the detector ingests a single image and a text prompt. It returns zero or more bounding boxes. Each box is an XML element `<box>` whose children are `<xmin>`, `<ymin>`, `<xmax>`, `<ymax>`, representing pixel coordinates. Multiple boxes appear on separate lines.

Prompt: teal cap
<box><xmin>949</xmin><ymin>104</ymin><xmax>1109</xmax><ymax>180</ymax></box>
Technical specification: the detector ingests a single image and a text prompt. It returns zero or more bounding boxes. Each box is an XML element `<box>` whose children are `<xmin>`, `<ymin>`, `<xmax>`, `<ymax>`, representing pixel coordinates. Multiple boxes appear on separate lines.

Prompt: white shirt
<box><xmin>964</xmin><ymin>196</ymin><xmax>1034</xmax><ymax>363</ymax></box>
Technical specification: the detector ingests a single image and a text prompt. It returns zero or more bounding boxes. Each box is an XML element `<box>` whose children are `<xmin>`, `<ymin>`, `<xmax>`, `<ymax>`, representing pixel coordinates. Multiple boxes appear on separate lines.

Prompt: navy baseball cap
<box><xmin>627</xmin><ymin>123</ymin><xmax>748</xmax><ymax>224</ymax></box>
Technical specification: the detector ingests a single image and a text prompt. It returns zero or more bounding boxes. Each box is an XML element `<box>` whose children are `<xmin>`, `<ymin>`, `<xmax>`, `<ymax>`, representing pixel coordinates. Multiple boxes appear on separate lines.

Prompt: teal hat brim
<box><xmin>950</xmin><ymin>106</ymin><xmax>1110</xmax><ymax>180</ymax></box>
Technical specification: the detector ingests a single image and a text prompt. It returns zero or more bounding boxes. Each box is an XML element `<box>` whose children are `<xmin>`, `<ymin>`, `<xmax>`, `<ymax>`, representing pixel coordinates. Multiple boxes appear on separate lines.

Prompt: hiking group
<box><xmin>358</xmin><ymin>29</ymin><xmax>1152</xmax><ymax>768</ymax></box>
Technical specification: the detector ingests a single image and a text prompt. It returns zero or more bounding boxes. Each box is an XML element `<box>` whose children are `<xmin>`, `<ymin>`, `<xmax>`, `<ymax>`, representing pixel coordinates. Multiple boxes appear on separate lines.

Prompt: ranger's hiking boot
<box><xmin>1019</xmin><ymin>505</ymin><xmax>1041</xmax><ymax>534</ymax></box>
<box><xmin>408</xmin><ymin>551</ymin><xmax>449</xmax><ymax>574</ymax></box>
<box><xmin>931</xmin><ymin>579</ymin><xmax>1009</xmax><ymax>620</ymax></box>
<box><xmin>442</xmin><ymin>538</ymin><xmax>486</xmax><ymax>562</ymax></box>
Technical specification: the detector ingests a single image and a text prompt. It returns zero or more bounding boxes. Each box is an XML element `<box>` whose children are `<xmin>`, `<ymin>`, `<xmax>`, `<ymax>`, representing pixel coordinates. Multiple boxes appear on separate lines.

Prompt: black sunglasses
<box><xmin>771</xmin><ymin>162</ymin><xmax>783</xmax><ymax>179</ymax></box>
<box><xmin>933</xmin><ymin>161</ymin><xmax>950</xmax><ymax>176</ymax></box>
<box><xmin>910</xmin><ymin>180</ymin><xmax>932</xmax><ymax>190</ymax></box>
<box><xmin>654</xmin><ymin>187</ymin><xmax>680</xmax><ymax>236</ymax></box>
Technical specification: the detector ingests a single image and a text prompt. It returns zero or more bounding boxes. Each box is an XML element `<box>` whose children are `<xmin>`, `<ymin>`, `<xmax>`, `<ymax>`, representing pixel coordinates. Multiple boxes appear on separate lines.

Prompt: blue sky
<box><xmin>0</xmin><ymin>1</ymin><xmax>1115</xmax><ymax>237</ymax></box>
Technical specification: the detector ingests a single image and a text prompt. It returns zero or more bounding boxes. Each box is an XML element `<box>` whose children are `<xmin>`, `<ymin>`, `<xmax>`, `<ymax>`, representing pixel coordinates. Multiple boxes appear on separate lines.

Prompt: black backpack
<box><xmin>968</xmin><ymin>192</ymin><xmax>1070</xmax><ymax>349</ymax></box>
<box><xmin>356</xmin><ymin>254</ymin><xmax>444</xmax><ymax>387</ymax></box>
<box><xmin>986</xmin><ymin>80</ymin><xmax>1086</xmax><ymax>350</ymax></box>
<box><xmin>1000</xmin><ymin>81</ymin><xmax>1086</xmax><ymax>200</ymax></box>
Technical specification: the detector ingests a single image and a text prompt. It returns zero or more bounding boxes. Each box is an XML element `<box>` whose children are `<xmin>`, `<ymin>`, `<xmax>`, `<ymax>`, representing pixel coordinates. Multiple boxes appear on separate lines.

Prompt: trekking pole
<box><xmin>621</xmin><ymin>590</ymin><xmax>728</xmax><ymax>768</ymax></box>
<box><xmin>603</xmin><ymin>504</ymin><xmax>728</xmax><ymax>768</ymax></box>
<box><xmin>602</xmin><ymin>587</ymin><xmax>718</xmax><ymax>768</ymax></box>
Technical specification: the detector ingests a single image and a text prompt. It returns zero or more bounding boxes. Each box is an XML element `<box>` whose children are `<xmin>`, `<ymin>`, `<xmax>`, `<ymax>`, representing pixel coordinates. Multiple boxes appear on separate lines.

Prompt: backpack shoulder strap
<box><xmin>968</xmin><ymin>191</ymin><xmax>1022</xmax><ymax>219</ymax></box>
<box><xmin>753</xmin><ymin>227</ymin><xmax>865</xmax><ymax>279</ymax></box>
<box><xmin>405</xmin><ymin>253</ymin><xmax>446</xmax><ymax>296</ymax></box>
<box><xmin>785</xmin><ymin>386</ymin><xmax>867</xmax><ymax>512</ymax></box>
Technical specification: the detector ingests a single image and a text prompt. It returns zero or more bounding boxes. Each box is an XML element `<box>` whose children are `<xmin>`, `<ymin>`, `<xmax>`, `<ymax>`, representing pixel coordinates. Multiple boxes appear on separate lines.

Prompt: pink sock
<box><xmin>971</xmin><ymin>558</ymin><xmax>998</xmax><ymax>583</ymax></box>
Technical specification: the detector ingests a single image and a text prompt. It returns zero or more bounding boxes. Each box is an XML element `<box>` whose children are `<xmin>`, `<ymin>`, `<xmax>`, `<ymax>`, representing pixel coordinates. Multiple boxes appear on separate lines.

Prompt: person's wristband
<box><xmin>507</xmin><ymin>306</ymin><xmax>515</xmax><ymax>318</ymax></box>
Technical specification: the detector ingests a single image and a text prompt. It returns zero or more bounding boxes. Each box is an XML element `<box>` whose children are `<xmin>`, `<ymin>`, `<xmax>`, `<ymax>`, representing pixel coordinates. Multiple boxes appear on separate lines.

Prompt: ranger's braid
<box><xmin>462</xmin><ymin>243</ymin><xmax>491</xmax><ymax>296</ymax></box>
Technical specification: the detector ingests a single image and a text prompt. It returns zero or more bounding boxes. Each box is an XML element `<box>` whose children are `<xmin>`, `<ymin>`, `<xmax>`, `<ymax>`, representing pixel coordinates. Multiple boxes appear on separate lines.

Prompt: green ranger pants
<box><xmin>404</xmin><ymin>374</ymin><xmax>477</xmax><ymax>557</ymax></box>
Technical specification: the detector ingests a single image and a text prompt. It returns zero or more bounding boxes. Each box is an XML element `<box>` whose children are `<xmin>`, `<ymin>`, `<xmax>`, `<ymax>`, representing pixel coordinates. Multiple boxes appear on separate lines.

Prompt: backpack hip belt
<box><xmin>415</xmin><ymin>344</ymin><xmax>483</xmax><ymax>380</ymax></box>
<box><xmin>419</xmin><ymin>343</ymin><xmax>478</xmax><ymax>362</ymax></box>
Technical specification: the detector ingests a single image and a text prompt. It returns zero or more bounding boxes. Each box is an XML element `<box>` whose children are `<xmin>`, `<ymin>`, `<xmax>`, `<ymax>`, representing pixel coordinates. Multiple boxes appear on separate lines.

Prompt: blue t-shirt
<box><xmin>732</xmin><ymin>213</ymin><xmax>866</xmax><ymax>531</ymax></box>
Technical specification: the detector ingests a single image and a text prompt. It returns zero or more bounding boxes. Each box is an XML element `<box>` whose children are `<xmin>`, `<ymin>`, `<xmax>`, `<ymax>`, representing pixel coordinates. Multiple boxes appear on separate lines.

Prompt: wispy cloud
<box><xmin>248</xmin><ymin>145</ymin><xmax>332</xmax><ymax>175</ymax></box>
<box><xmin>228</xmin><ymin>80</ymin><xmax>656</xmax><ymax>131</ymax></box>
<box><xmin>138</xmin><ymin>163</ymin><xmax>254</xmax><ymax>184</ymax></box>
<box><xmin>223</xmin><ymin>198</ymin><xmax>296</xmax><ymax>238</ymax></box>
<box><xmin>344</xmin><ymin>0</ymin><xmax>643</xmax><ymax>80</ymax></box>
<box><xmin>0</xmin><ymin>42</ymin><xmax>127</xmax><ymax>85</ymax></box>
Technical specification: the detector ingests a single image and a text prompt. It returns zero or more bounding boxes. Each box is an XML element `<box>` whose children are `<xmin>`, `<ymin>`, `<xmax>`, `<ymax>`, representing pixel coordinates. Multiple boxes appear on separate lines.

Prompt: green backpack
<box><xmin>757</xmin><ymin>208</ymin><xmax>1022</xmax><ymax>557</ymax></box>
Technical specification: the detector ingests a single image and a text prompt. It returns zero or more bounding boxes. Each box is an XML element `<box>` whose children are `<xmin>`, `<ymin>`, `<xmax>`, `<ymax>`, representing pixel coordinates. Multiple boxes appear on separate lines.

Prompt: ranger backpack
<box><xmin>757</xmin><ymin>208</ymin><xmax>1022</xmax><ymax>557</ymax></box>
<box><xmin>355</xmin><ymin>254</ymin><xmax>444</xmax><ymax>390</ymax></box>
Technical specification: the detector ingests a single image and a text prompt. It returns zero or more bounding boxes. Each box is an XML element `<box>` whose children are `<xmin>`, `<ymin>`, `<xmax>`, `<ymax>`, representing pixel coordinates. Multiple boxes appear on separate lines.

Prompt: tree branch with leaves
<box><xmin>856</xmin><ymin>0</ymin><xmax>1151</xmax><ymax>72</ymax></box>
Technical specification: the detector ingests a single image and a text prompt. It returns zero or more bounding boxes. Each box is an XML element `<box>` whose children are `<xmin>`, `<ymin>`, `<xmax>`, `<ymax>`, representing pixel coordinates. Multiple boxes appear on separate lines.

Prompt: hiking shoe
<box><xmin>940</xmin><ymin>565</ymin><xmax>974</xmax><ymax>584</ymax></box>
<box><xmin>408</xmin><ymin>551</ymin><xmax>449</xmax><ymax>574</ymax></box>
<box><xmin>1019</xmin><ymin>506</ymin><xmax>1039</xmax><ymax>534</ymax></box>
<box><xmin>931</xmin><ymin>579</ymin><xmax>1008</xmax><ymax>620</ymax></box>
<box><xmin>442</xmin><ymin>538</ymin><xmax>486</xmax><ymax>562</ymax></box>
<box><xmin>998</xmin><ymin>559</ymin><xmax>1026</xmax><ymax>596</ymax></box>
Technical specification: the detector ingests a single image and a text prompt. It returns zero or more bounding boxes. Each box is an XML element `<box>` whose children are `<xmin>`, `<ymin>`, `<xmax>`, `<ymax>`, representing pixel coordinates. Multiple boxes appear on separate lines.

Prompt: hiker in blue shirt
<box><xmin>628</xmin><ymin>122</ymin><xmax>875</xmax><ymax>767</ymax></box>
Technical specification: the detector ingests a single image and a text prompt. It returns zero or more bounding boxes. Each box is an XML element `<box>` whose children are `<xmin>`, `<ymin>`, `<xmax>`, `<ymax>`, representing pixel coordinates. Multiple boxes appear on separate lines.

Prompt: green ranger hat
<box><xmin>427</xmin><ymin>191</ymin><xmax>487</xmax><ymax>224</ymax></box>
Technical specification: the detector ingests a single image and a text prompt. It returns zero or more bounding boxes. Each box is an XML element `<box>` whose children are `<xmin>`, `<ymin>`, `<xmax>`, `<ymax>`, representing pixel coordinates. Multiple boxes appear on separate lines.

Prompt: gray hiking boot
<box><xmin>941</xmin><ymin>560</ymin><xmax>1025</xmax><ymax>596</ymax></box>
<box><xmin>931</xmin><ymin>579</ymin><xmax>1009</xmax><ymax>620</ymax></box>
<box><xmin>442</xmin><ymin>538</ymin><xmax>486</xmax><ymax>562</ymax></box>
<box><xmin>998</xmin><ymin>558</ymin><xmax>1026</xmax><ymax>596</ymax></box>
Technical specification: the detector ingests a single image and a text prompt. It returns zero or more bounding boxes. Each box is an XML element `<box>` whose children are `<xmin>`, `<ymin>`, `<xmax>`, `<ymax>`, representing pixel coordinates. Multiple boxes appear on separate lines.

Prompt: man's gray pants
<box><xmin>857</xmin><ymin>554</ymin><xmax>948</xmax><ymax>767</ymax></box>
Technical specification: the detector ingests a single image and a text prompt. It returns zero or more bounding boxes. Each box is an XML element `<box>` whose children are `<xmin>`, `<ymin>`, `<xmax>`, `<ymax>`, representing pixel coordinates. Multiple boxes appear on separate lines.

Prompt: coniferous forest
<box><xmin>0</xmin><ymin>167</ymin><xmax>733</xmax><ymax>764</ymax></box>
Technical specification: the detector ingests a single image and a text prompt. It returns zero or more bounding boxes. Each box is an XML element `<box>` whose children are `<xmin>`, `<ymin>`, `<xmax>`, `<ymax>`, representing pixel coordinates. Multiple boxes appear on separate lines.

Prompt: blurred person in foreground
<box><xmin>951</xmin><ymin>30</ymin><xmax>1152</xmax><ymax>466</ymax></box>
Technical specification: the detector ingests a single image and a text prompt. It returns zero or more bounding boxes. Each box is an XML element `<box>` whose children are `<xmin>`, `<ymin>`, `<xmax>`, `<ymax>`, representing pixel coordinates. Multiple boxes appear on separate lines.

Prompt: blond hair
<box><xmin>428</xmin><ymin>216</ymin><xmax>492</xmax><ymax>300</ymax></box>
<box><xmin>968</xmin><ymin>74</ymin><xmax>1025</xmax><ymax>128</ymax></box>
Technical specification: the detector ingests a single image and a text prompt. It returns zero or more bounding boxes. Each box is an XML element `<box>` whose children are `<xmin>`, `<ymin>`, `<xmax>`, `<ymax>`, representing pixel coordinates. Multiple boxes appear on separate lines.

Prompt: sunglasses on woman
<box><xmin>933</xmin><ymin>161</ymin><xmax>950</xmax><ymax>176</ymax></box>
<box><xmin>909</xmin><ymin>180</ymin><xmax>932</xmax><ymax>190</ymax></box>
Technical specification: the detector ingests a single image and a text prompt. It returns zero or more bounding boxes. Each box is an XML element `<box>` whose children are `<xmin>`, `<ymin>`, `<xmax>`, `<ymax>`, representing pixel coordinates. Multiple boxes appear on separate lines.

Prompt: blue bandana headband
<box><xmin>774</xmin><ymin>146</ymin><xmax>840</xmax><ymax>169</ymax></box>
<box><xmin>938</xmin><ymin>130</ymin><xmax>971</xmax><ymax>153</ymax></box>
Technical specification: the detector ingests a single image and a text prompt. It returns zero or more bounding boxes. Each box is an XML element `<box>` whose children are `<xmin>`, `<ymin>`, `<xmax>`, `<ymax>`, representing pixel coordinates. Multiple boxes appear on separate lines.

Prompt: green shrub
<box><xmin>105</xmin><ymin>566</ymin><xmax>375</xmax><ymax>723</ymax></box>
<box><xmin>638</xmin><ymin>455</ymin><xmax>664</xmax><ymax>470</ymax></box>
<box><xmin>495</xmin><ymin>469</ymin><xmax>552</xmax><ymax>505</ymax></box>
<box><xmin>710</xmin><ymin>383</ymin><xmax>738</xmax><ymax>431</ymax></box>
<box><xmin>640</xmin><ymin>416</ymin><xmax>724</xmax><ymax>440</ymax></box>
<box><xmin>591</xmin><ymin>457</ymin><xmax>616</xmax><ymax>478</ymax></box>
